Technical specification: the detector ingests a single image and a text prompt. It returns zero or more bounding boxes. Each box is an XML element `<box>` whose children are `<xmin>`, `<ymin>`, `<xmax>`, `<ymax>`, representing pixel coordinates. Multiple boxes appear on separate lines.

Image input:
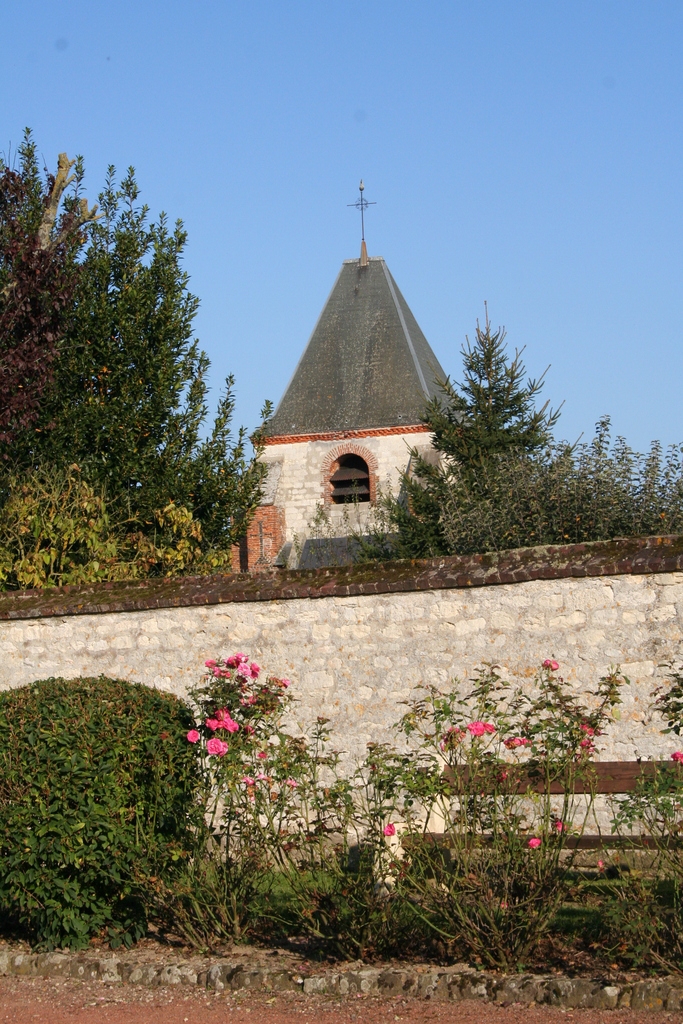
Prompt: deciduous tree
<box><xmin>0</xmin><ymin>131</ymin><xmax>97</xmax><ymax>445</ymax></box>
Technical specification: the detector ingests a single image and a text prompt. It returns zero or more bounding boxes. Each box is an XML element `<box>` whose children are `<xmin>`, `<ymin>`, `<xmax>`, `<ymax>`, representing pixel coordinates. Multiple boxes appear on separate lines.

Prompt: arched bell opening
<box><xmin>329</xmin><ymin>453</ymin><xmax>371</xmax><ymax>504</ymax></box>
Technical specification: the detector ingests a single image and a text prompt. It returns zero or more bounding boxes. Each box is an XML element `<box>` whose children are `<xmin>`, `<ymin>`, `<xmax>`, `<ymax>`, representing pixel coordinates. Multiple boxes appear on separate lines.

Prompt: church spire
<box><xmin>265</xmin><ymin>255</ymin><xmax>445</xmax><ymax>438</ymax></box>
<box><xmin>348</xmin><ymin>180</ymin><xmax>375</xmax><ymax>267</ymax></box>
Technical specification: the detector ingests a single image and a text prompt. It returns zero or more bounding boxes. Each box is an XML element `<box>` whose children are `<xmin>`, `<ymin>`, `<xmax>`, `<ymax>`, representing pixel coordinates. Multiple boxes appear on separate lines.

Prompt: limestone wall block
<box><xmin>650</xmin><ymin>604</ymin><xmax>677</xmax><ymax>622</ymax></box>
<box><xmin>548</xmin><ymin>610</ymin><xmax>588</xmax><ymax>629</ymax></box>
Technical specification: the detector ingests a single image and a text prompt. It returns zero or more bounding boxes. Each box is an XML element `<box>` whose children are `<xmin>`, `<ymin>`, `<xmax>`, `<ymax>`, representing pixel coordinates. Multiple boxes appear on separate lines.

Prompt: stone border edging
<box><xmin>1</xmin><ymin>535</ymin><xmax>683</xmax><ymax>622</ymax></box>
<box><xmin>1</xmin><ymin>951</ymin><xmax>682</xmax><ymax>1012</ymax></box>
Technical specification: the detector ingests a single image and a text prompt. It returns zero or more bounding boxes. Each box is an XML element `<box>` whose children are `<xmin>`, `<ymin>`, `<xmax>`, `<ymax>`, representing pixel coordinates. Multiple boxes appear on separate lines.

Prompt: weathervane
<box><xmin>348</xmin><ymin>180</ymin><xmax>375</xmax><ymax>267</ymax></box>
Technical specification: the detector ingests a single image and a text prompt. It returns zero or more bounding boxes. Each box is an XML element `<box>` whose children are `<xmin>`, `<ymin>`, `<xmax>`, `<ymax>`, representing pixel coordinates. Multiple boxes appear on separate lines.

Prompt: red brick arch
<box><xmin>321</xmin><ymin>443</ymin><xmax>379</xmax><ymax>505</ymax></box>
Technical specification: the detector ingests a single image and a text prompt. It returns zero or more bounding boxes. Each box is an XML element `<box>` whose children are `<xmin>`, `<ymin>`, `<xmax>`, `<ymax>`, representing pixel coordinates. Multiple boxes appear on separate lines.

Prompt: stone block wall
<box><xmin>1</xmin><ymin>537</ymin><xmax>683</xmax><ymax>764</ymax></box>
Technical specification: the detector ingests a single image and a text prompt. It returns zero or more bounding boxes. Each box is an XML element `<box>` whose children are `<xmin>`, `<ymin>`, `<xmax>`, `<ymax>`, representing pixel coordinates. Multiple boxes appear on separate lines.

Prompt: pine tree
<box><xmin>364</xmin><ymin>308</ymin><xmax>560</xmax><ymax>559</ymax></box>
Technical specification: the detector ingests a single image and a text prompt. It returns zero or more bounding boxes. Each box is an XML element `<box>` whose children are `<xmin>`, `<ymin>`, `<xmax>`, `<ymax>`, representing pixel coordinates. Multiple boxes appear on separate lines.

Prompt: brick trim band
<box><xmin>263</xmin><ymin>425</ymin><xmax>431</xmax><ymax>445</ymax></box>
<box><xmin>0</xmin><ymin>536</ymin><xmax>682</xmax><ymax>622</ymax></box>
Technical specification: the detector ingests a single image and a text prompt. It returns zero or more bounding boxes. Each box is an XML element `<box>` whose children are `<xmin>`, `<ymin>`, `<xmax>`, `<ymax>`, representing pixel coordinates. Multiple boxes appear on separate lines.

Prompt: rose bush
<box><xmin>157</xmin><ymin>652</ymin><xmax>416</xmax><ymax>957</ymax></box>
<box><xmin>154</xmin><ymin>653</ymin><xmax>296</xmax><ymax>944</ymax></box>
<box><xmin>395</xmin><ymin>661</ymin><xmax>624</xmax><ymax>970</ymax></box>
<box><xmin>605</xmin><ymin>671</ymin><xmax>683</xmax><ymax>969</ymax></box>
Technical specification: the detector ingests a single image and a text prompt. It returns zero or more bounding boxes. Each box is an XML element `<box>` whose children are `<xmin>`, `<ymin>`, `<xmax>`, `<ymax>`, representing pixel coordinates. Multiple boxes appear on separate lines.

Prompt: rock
<box><xmin>127</xmin><ymin>965</ymin><xmax>159</xmax><ymax>986</ymax></box>
<box><xmin>206</xmin><ymin>962</ymin><xmax>236</xmax><ymax>992</ymax></box>
<box><xmin>494</xmin><ymin>974</ymin><xmax>546</xmax><ymax>1005</ymax></box>
<box><xmin>303</xmin><ymin>975</ymin><xmax>338</xmax><ymax>995</ymax></box>
<box><xmin>97</xmin><ymin>958</ymin><xmax>122</xmax><ymax>984</ymax></box>
<box><xmin>377</xmin><ymin>970</ymin><xmax>417</xmax><ymax>997</ymax></box>
<box><xmin>36</xmin><ymin>953</ymin><xmax>71</xmax><ymax>978</ymax></box>
<box><xmin>11</xmin><ymin>955</ymin><xmax>37</xmax><ymax>977</ymax></box>
<box><xmin>631</xmin><ymin>981</ymin><xmax>672</xmax><ymax>1012</ymax></box>
<box><xmin>70</xmin><ymin>961</ymin><xmax>100</xmax><ymax>982</ymax></box>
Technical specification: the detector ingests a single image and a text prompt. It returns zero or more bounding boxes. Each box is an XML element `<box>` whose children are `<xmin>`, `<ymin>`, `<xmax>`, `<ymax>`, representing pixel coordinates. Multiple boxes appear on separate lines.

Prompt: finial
<box><xmin>348</xmin><ymin>180</ymin><xmax>375</xmax><ymax>267</ymax></box>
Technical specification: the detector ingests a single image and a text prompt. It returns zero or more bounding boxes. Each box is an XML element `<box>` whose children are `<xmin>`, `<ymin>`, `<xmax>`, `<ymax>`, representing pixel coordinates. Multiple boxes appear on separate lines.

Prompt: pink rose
<box><xmin>527</xmin><ymin>837</ymin><xmax>542</xmax><ymax>849</ymax></box>
<box><xmin>215</xmin><ymin>709</ymin><xmax>239</xmax><ymax>733</ymax></box>
<box><xmin>250</xmin><ymin>663</ymin><xmax>261</xmax><ymax>678</ymax></box>
<box><xmin>467</xmin><ymin>721</ymin><xmax>495</xmax><ymax>738</ymax></box>
<box><xmin>237</xmin><ymin>663</ymin><xmax>252</xmax><ymax>678</ymax></box>
<box><xmin>554</xmin><ymin>821</ymin><xmax>565</xmax><ymax>832</ymax></box>
<box><xmin>205</xmin><ymin>718</ymin><xmax>220</xmax><ymax>732</ymax></box>
<box><xmin>206</xmin><ymin>737</ymin><xmax>229</xmax><ymax>757</ymax></box>
<box><xmin>285</xmin><ymin>778</ymin><xmax>298</xmax><ymax>788</ymax></box>
<box><xmin>672</xmin><ymin>751</ymin><xmax>683</xmax><ymax>764</ymax></box>
<box><xmin>580</xmin><ymin>723</ymin><xmax>595</xmax><ymax>736</ymax></box>
<box><xmin>281</xmin><ymin>679</ymin><xmax>291</xmax><ymax>689</ymax></box>
<box><xmin>226</xmin><ymin>652</ymin><xmax>247</xmax><ymax>668</ymax></box>
<box><xmin>504</xmin><ymin>737</ymin><xmax>530</xmax><ymax>749</ymax></box>
<box><xmin>204</xmin><ymin>659</ymin><xmax>218</xmax><ymax>669</ymax></box>
<box><xmin>256</xmin><ymin>772</ymin><xmax>269</xmax><ymax>781</ymax></box>
<box><xmin>244</xmin><ymin>724</ymin><xmax>255</xmax><ymax>736</ymax></box>
<box><xmin>241</xmin><ymin>775</ymin><xmax>255</xmax><ymax>785</ymax></box>
<box><xmin>186</xmin><ymin>730</ymin><xmax>200</xmax><ymax>744</ymax></box>
<box><xmin>383</xmin><ymin>823</ymin><xmax>396</xmax><ymax>837</ymax></box>
<box><xmin>257</xmin><ymin>751</ymin><xmax>268</xmax><ymax>759</ymax></box>
<box><xmin>543</xmin><ymin>659</ymin><xmax>560</xmax><ymax>671</ymax></box>
<box><xmin>597</xmin><ymin>859</ymin><xmax>605</xmax><ymax>871</ymax></box>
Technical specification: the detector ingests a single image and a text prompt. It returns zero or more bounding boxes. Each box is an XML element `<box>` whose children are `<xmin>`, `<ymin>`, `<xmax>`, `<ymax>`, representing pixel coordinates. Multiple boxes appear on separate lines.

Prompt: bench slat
<box><xmin>442</xmin><ymin>760</ymin><xmax>670</xmax><ymax>795</ymax></box>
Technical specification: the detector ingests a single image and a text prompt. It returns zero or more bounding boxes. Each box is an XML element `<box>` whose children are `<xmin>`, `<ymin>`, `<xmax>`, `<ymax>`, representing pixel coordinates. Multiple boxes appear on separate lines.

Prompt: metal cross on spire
<box><xmin>348</xmin><ymin>180</ymin><xmax>375</xmax><ymax>267</ymax></box>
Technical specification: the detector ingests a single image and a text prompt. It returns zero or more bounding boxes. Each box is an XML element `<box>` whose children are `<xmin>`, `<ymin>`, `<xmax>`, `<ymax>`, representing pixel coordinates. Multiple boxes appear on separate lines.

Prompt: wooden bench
<box><xmin>439</xmin><ymin>761</ymin><xmax>672</xmax><ymax>849</ymax></box>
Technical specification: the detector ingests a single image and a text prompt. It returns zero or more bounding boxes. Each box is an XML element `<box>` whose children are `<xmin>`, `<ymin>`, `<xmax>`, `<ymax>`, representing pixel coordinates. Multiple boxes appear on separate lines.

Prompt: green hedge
<box><xmin>0</xmin><ymin>676</ymin><xmax>200</xmax><ymax>949</ymax></box>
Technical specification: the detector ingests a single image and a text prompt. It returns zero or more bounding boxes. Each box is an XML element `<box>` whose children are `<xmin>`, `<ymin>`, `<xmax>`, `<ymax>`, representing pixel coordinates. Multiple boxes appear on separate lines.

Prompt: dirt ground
<box><xmin>0</xmin><ymin>977</ymin><xmax>682</xmax><ymax>1024</ymax></box>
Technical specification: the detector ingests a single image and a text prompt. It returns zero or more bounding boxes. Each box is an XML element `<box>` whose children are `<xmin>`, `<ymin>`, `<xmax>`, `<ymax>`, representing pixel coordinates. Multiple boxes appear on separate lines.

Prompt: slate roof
<box><xmin>266</xmin><ymin>257</ymin><xmax>446</xmax><ymax>437</ymax></box>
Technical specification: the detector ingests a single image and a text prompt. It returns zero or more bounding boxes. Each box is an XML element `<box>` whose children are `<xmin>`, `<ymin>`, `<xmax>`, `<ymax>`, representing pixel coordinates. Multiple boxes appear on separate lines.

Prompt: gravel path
<box><xmin>0</xmin><ymin>977</ymin><xmax>681</xmax><ymax>1024</ymax></box>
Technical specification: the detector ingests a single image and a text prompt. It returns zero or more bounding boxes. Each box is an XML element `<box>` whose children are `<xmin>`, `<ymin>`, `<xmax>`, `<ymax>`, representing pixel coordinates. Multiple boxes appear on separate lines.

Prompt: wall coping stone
<box><xmin>1</xmin><ymin>534</ymin><xmax>683</xmax><ymax>622</ymax></box>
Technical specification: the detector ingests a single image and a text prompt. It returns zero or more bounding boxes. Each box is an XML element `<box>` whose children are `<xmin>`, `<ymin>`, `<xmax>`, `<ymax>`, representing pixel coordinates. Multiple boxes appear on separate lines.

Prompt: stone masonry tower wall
<box><xmin>260</xmin><ymin>427</ymin><xmax>432</xmax><ymax>558</ymax></box>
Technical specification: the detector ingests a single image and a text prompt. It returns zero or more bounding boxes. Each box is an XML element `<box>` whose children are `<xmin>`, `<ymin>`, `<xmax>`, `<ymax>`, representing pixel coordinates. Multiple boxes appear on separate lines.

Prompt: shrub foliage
<box><xmin>434</xmin><ymin>419</ymin><xmax>683</xmax><ymax>555</ymax></box>
<box><xmin>0</xmin><ymin>464</ymin><xmax>232</xmax><ymax>588</ymax></box>
<box><xmin>0</xmin><ymin>676</ymin><xmax>199</xmax><ymax>949</ymax></box>
<box><xmin>358</xmin><ymin>308</ymin><xmax>683</xmax><ymax>561</ymax></box>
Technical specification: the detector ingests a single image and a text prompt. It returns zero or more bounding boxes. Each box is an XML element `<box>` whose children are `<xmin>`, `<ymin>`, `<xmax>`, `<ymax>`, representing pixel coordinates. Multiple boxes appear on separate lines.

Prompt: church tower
<box><xmin>235</xmin><ymin>242</ymin><xmax>446</xmax><ymax>571</ymax></box>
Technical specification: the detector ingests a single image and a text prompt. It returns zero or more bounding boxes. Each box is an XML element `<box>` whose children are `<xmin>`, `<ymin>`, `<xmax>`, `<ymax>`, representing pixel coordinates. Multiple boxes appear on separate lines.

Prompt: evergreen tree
<box><xmin>6</xmin><ymin>159</ymin><xmax>266</xmax><ymax>551</ymax></box>
<box><xmin>362</xmin><ymin>308</ymin><xmax>560</xmax><ymax>558</ymax></box>
<box><xmin>423</xmin><ymin>306</ymin><xmax>560</xmax><ymax>478</ymax></box>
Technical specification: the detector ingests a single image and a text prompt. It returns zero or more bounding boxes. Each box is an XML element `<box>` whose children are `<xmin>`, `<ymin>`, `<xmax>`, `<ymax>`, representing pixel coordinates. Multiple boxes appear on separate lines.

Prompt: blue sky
<box><xmin>2</xmin><ymin>1</ymin><xmax>682</xmax><ymax>451</ymax></box>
